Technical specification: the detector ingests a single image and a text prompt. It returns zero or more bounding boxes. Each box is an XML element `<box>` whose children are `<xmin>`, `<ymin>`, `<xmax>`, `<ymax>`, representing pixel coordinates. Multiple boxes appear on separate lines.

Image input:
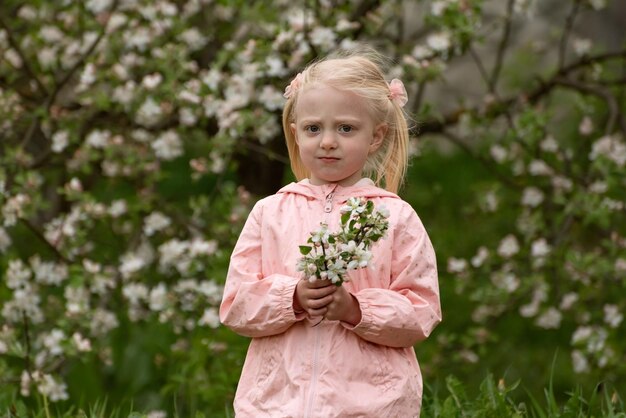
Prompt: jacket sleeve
<box><xmin>219</xmin><ymin>200</ymin><xmax>305</xmax><ymax>338</ymax></box>
<box><xmin>344</xmin><ymin>202</ymin><xmax>442</xmax><ymax>348</ymax></box>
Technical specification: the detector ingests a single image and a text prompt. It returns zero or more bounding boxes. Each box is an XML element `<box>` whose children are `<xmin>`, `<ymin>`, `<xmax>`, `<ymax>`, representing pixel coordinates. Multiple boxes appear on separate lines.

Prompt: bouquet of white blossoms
<box><xmin>296</xmin><ymin>197</ymin><xmax>390</xmax><ymax>285</ymax></box>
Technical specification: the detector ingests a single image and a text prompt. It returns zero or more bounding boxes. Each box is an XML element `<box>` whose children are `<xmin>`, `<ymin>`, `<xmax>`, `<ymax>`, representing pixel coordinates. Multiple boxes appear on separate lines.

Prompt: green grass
<box><xmin>4</xmin><ymin>374</ymin><xmax>623</xmax><ymax>418</ymax></box>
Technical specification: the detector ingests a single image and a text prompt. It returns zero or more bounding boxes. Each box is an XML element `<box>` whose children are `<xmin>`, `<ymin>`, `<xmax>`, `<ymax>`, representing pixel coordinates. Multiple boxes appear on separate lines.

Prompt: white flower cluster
<box><xmin>296</xmin><ymin>197</ymin><xmax>390</xmax><ymax>285</ymax></box>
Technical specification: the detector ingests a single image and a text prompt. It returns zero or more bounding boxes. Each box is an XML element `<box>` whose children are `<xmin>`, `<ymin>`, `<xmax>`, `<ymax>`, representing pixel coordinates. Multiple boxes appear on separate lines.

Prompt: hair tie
<box><xmin>284</xmin><ymin>72</ymin><xmax>303</xmax><ymax>99</ymax></box>
<box><xmin>388</xmin><ymin>78</ymin><xmax>408</xmax><ymax>108</ymax></box>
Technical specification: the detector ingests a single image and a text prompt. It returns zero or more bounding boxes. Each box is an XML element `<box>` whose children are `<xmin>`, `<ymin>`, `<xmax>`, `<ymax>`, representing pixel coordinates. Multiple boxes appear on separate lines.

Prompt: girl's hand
<box><xmin>294</xmin><ymin>278</ymin><xmax>337</xmax><ymax>317</ymax></box>
<box><xmin>324</xmin><ymin>285</ymin><xmax>362</xmax><ymax>326</ymax></box>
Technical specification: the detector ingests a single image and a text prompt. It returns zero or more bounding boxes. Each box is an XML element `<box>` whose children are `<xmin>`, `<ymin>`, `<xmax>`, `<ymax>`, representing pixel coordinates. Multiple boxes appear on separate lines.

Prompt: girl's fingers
<box><xmin>307</xmin><ymin>293</ymin><xmax>334</xmax><ymax>310</ymax></box>
<box><xmin>305</xmin><ymin>279</ymin><xmax>334</xmax><ymax>289</ymax></box>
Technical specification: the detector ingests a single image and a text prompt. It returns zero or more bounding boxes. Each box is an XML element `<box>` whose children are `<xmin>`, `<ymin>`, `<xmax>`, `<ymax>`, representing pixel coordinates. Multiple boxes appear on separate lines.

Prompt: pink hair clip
<box><xmin>283</xmin><ymin>72</ymin><xmax>303</xmax><ymax>99</ymax></box>
<box><xmin>388</xmin><ymin>78</ymin><xmax>408</xmax><ymax>108</ymax></box>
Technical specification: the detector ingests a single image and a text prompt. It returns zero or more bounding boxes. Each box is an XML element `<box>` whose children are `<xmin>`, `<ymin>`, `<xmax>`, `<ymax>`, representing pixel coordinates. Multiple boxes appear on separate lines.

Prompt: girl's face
<box><xmin>290</xmin><ymin>83</ymin><xmax>387</xmax><ymax>187</ymax></box>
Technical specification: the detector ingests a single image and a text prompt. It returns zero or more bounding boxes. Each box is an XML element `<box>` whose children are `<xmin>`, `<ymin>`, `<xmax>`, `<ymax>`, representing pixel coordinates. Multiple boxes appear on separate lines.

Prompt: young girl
<box><xmin>220</xmin><ymin>50</ymin><xmax>441</xmax><ymax>417</ymax></box>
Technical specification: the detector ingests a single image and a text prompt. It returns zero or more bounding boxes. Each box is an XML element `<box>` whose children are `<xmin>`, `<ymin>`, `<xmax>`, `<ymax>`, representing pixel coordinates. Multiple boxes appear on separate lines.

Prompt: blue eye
<box><xmin>338</xmin><ymin>125</ymin><xmax>353</xmax><ymax>133</ymax></box>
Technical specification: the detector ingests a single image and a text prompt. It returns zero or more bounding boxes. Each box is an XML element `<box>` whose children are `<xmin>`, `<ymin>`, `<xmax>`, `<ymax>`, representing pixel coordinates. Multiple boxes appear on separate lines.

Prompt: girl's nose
<box><xmin>319</xmin><ymin>132</ymin><xmax>337</xmax><ymax>149</ymax></box>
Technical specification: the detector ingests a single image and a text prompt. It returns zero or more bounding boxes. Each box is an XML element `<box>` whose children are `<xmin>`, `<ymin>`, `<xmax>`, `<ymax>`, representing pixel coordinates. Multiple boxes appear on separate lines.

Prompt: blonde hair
<box><xmin>282</xmin><ymin>49</ymin><xmax>410</xmax><ymax>194</ymax></box>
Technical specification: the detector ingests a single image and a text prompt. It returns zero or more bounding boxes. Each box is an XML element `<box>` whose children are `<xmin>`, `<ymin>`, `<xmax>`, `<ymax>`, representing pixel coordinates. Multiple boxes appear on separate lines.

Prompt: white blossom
<box><xmin>412</xmin><ymin>45</ymin><xmax>431</xmax><ymax>60</ymax></box>
<box><xmin>540</xmin><ymin>135</ymin><xmax>559</xmax><ymax>153</ymax></box>
<box><xmin>180</xmin><ymin>28</ymin><xmax>206</xmax><ymax>50</ymax></box>
<box><xmin>528</xmin><ymin>160</ymin><xmax>553</xmax><ymax>176</ymax></box>
<box><xmin>202</xmin><ymin>68</ymin><xmax>222</xmax><ymax>91</ymax></box>
<box><xmin>491</xmin><ymin>272</ymin><xmax>519</xmax><ymax>293</ymax></box>
<box><xmin>189</xmin><ymin>238</ymin><xmax>217</xmax><ymax>257</ymax></box>
<box><xmin>123</xmin><ymin>282</ymin><xmax>149</xmax><ymax>304</ymax></box>
<box><xmin>2</xmin><ymin>286</ymin><xmax>43</xmax><ymax>323</ymax></box>
<box><xmin>113</xmin><ymin>80</ymin><xmax>137</xmax><ymax>105</ymax></box>
<box><xmin>119</xmin><ymin>252</ymin><xmax>148</xmax><ymax>278</ymax></box>
<box><xmin>535</xmin><ymin>307</ymin><xmax>562</xmax><ymax>329</ymax></box>
<box><xmin>310</xmin><ymin>27</ymin><xmax>336</xmax><ymax>49</ymax></box>
<box><xmin>198</xmin><ymin>307</ymin><xmax>220</xmax><ymax>328</ymax></box>
<box><xmin>589</xmin><ymin>181</ymin><xmax>608</xmax><ymax>194</ymax></box>
<box><xmin>143</xmin><ymin>211</ymin><xmax>171</xmax><ymax>236</ymax></box>
<box><xmin>72</xmin><ymin>332</ymin><xmax>92</xmax><ymax>352</ymax></box>
<box><xmin>589</xmin><ymin>0</ymin><xmax>606</xmax><ymax>10</ymax></box>
<box><xmin>531</xmin><ymin>238</ymin><xmax>551</xmax><ymax>258</ymax></box>
<box><xmin>589</xmin><ymin>135</ymin><xmax>626</xmax><ymax>167</ymax></box>
<box><xmin>521</xmin><ymin>187</ymin><xmax>544</xmax><ymax>207</ymax></box>
<box><xmin>497</xmin><ymin>235</ymin><xmax>520</xmax><ymax>258</ymax></box>
<box><xmin>447</xmin><ymin>257</ymin><xmax>468</xmax><ymax>273</ymax></box>
<box><xmin>35</xmin><ymin>373</ymin><xmax>69</xmax><ymax>402</ymax></box>
<box><xmin>158</xmin><ymin>239</ymin><xmax>189</xmax><ymax>269</ymax></box>
<box><xmin>91</xmin><ymin>309</ymin><xmax>119</xmax><ymax>336</ymax></box>
<box><xmin>427</xmin><ymin>32</ymin><xmax>451</xmax><ymax>52</ymax></box>
<box><xmin>86</xmin><ymin>129</ymin><xmax>110</xmax><ymax>148</ymax></box>
<box><xmin>86</xmin><ymin>0</ymin><xmax>113</xmax><ymax>14</ymax></box>
<box><xmin>2</xmin><ymin>193</ymin><xmax>30</xmax><ymax>227</ymax></box>
<box><xmin>17</xmin><ymin>5</ymin><xmax>38</xmax><ymax>20</ymax></box>
<box><xmin>152</xmin><ymin>130</ymin><xmax>183</xmax><ymax>160</ymax></box>
<box><xmin>149</xmin><ymin>283</ymin><xmax>168</xmax><ymax>311</ymax></box>
<box><xmin>5</xmin><ymin>49</ymin><xmax>22</xmax><ymax>68</ymax></box>
<box><xmin>258</xmin><ymin>86</ymin><xmax>284</xmax><ymax>111</ymax></box>
<box><xmin>490</xmin><ymin>145</ymin><xmax>508</xmax><ymax>163</ymax></box>
<box><xmin>571</xmin><ymin>350</ymin><xmax>589</xmax><ymax>373</ymax></box>
<box><xmin>64</xmin><ymin>286</ymin><xmax>90</xmax><ymax>315</ymax></box>
<box><xmin>571</xmin><ymin>326</ymin><xmax>593</xmax><ymax>344</ymax></box>
<box><xmin>142</xmin><ymin>73</ymin><xmax>163</xmax><ymax>89</ymax></box>
<box><xmin>20</xmin><ymin>370</ymin><xmax>31</xmax><ymax>396</ymax></box>
<box><xmin>603</xmin><ymin>304</ymin><xmax>623</xmax><ymax>328</ymax></box>
<box><xmin>79</xmin><ymin>63</ymin><xmax>97</xmax><ymax>86</ymax></box>
<box><xmin>136</xmin><ymin>97</ymin><xmax>163</xmax><ymax>127</ymax></box>
<box><xmin>108</xmin><ymin>199</ymin><xmax>128</xmax><ymax>217</ymax></box>
<box><xmin>552</xmin><ymin>176</ymin><xmax>573</xmax><ymax>191</ymax></box>
<box><xmin>179</xmin><ymin>108</ymin><xmax>197</xmax><ymax>126</ymax></box>
<box><xmin>38</xmin><ymin>47</ymin><xmax>57</xmax><ymax>69</ymax></box>
<box><xmin>559</xmin><ymin>292</ymin><xmax>578</xmax><ymax>310</ymax></box>
<box><xmin>31</xmin><ymin>257</ymin><xmax>68</xmax><ymax>286</ymax></box>
<box><xmin>6</xmin><ymin>259</ymin><xmax>31</xmax><ymax>289</ymax></box>
<box><xmin>51</xmin><ymin>131</ymin><xmax>69</xmax><ymax>153</ymax></box>
<box><xmin>42</xmin><ymin>329</ymin><xmax>65</xmax><ymax>356</ymax></box>
<box><xmin>431</xmin><ymin>1</ymin><xmax>448</xmax><ymax>16</ymax></box>
<box><xmin>471</xmin><ymin>246</ymin><xmax>489</xmax><ymax>267</ymax></box>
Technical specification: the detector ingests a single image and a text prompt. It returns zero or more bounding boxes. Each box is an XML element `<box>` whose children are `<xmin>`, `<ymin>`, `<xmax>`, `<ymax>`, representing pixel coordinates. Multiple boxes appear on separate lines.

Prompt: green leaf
<box><xmin>299</xmin><ymin>245</ymin><xmax>312</xmax><ymax>255</ymax></box>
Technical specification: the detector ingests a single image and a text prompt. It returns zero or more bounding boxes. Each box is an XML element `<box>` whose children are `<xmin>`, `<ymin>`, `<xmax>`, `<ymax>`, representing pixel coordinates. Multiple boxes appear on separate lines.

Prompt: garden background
<box><xmin>1</xmin><ymin>0</ymin><xmax>625</xmax><ymax>416</ymax></box>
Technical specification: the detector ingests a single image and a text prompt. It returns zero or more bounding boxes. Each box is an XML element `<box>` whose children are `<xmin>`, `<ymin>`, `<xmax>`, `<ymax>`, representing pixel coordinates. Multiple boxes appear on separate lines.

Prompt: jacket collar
<box><xmin>276</xmin><ymin>178</ymin><xmax>399</xmax><ymax>202</ymax></box>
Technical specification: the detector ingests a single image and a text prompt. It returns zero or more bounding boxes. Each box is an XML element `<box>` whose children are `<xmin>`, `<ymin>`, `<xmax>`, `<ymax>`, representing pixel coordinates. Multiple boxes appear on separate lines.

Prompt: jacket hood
<box><xmin>277</xmin><ymin>178</ymin><xmax>400</xmax><ymax>202</ymax></box>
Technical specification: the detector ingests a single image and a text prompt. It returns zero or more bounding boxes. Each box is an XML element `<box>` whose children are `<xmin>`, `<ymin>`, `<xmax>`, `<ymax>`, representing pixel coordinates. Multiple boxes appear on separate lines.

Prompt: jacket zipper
<box><xmin>305</xmin><ymin>188</ymin><xmax>336</xmax><ymax>418</ymax></box>
<box><xmin>324</xmin><ymin>191</ymin><xmax>334</xmax><ymax>213</ymax></box>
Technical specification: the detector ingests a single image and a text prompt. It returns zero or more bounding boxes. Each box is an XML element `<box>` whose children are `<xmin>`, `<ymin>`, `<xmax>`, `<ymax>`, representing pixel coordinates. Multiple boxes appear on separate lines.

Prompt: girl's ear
<box><xmin>290</xmin><ymin>123</ymin><xmax>298</xmax><ymax>144</ymax></box>
<box><xmin>370</xmin><ymin>123</ymin><xmax>387</xmax><ymax>153</ymax></box>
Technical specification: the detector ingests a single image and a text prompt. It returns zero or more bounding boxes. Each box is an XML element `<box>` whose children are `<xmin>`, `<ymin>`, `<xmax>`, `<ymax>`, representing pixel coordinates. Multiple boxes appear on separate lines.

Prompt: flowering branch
<box><xmin>296</xmin><ymin>197</ymin><xmax>390</xmax><ymax>286</ymax></box>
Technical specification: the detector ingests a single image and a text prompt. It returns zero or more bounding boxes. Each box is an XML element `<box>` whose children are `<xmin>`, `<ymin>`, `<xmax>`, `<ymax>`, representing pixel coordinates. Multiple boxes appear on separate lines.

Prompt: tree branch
<box><xmin>489</xmin><ymin>0</ymin><xmax>515</xmax><ymax>92</ymax></box>
<box><xmin>20</xmin><ymin>218</ymin><xmax>71</xmax><ymax>264</ymax></box>
<box><xmin>419</xmin><ymin>50</ymin><xmax>626</xmax><ymax>134</ymax></box>
<box><xmin>558</xmin><ymin>0</ymin><xmax>582</xmax><ymax>70</ymax></box>
<box><xmin>0</xmin><ymin>15</ymin><xmax>49</xmax><ymax>96</ymax></box>
<box><xmin>553</xmin><ymin>76</ymin><xmax>626</xmax><ymax>134</ymax></box>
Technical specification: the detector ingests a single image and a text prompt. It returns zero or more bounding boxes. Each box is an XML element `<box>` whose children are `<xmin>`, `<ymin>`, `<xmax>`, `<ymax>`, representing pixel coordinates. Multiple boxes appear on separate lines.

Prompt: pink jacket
<box><xmin>220</xmin><ymin>179</ymin><xmax>441</xmax><ymax>417</ymax></box>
